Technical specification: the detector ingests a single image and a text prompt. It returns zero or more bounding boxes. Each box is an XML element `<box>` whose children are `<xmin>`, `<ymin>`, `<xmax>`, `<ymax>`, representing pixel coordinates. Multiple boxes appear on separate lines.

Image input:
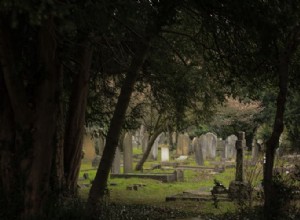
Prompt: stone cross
<box><xmin>235</xmin><ymin>131</ymin><xmax>245</xmax><ymax>182</ymax></box>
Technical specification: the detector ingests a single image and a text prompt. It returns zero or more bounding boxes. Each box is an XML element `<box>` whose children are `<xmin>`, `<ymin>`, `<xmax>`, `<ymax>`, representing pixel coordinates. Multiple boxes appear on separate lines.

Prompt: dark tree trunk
<box><xmin>63</xmin><ymin>38</ymin><xmax>93</xmax><ymax>196</ymax></box>
<box><xmin>135</xmin><ymin>126</ymin><xmax>164</xmax><ymax>171</ymax></box>
<box><xmin>263</xmin><ymin>55</ymin><xmax>289</xmax><ymax>219</ymax></box>
<box><xmin>87</xmin><ymin>41</ymin><xmax>150</xmax><ymax>208</ymax></box>
<box><xmin>0</xmin><ymin>17</ymin><xmax>62</xmax><ymax>218</ymax></box>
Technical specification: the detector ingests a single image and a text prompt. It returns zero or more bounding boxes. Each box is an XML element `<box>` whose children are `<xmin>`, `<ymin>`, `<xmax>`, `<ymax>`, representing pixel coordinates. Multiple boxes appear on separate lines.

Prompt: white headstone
<box><xmin>161</xmin><ymin>147</ymin><xmax>170</xmax><ymax>162</ymax></box>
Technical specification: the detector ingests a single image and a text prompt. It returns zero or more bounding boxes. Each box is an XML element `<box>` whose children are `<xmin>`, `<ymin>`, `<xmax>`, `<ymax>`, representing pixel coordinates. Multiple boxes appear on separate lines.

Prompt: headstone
<box><xmin>176</xmin><ymin>134</ymin><xmax>184</xmax><ymax>155</ymax></box>
<box><xmin>161</xmin><ymin>147</ymin><xmax>170</xmax><ymax>162</ymax></box>
<box><xmin>111</xmin><ymin>147</ymin><xmax>121</xmax><ymax>174</ymax></box>
<box><xmin>225</xmin><ymin>135</ymin><xmax>238</xmax><ymax>160</ymax></box>
<box><xmin>217</xmin><ymin>138</ymin><xmax>226</xmax><ymax>158</ymax></box>
<box><xmin>193</xmin><ymin>137</ymin><xmax>204</xmax><ymax>165</ymax></box>
<box><xmin>199</xmin><ymin>134</ymin><xmax>207</xmax><ymax>159</ymax></box>
<box><xmin>176</xmin><ymin>133</ymin><xmax>189</xmax><ymax>155</ymax></box>
<box><xmin>205</xmin><ymin>132</ymin><xmax>217</xmax><ymax>159</ymax></box>
<box><xmin>182</xmin><ymin>133</ymin><xmax>190</xmax><ymax>155</ymax></box>
<box><xmin>123</xmin><ymin>132</ymin><xmax>133</xmax><ymax>173</ymax></box>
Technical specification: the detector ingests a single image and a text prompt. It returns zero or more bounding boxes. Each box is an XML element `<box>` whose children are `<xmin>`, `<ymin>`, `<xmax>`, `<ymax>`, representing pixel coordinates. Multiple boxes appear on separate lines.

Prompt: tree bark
<box><xmin>63</xmin><ymin>38</ymin><xmax>93</xmax><ymax>195</ymax></box>
<box><xmin>135</xmin><ymin>126</ymin><xmax>164</xmax><ymax>171</ymax></box>
<box><xmin>263</xmin><ymin>55</ymin><xmax>289</xmax><ymax>219</ymax></box>
<box><xmin>0</xmin><ymin>17</ymin><xmax>62</xmax><ymax>218</ymax></box>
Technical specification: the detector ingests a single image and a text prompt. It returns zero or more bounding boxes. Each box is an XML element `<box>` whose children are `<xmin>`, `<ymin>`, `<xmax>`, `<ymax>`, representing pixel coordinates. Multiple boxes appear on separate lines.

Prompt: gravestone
<box><xmin>161</xmin><ymin>146</ymin><xmax>170</xmax><ymax>162</ymax></box>
<box><xmin>199</xmin><ymin>134</ymin><xmax>207</xmax><ymax>159</ymax></box>
<box><xmin>111</xmin><ymin>147</ymin><xmax>121</xmax><ymax>174</ymax></box>
<box><xmin>225</xmin><ymin>135</ymin><xmax>238</xmax><ymax>160</ymax></box>
<box><xmin>176</xmin><ymin>134</ymin><xmax>184</xmax><ymax>155</ymax></box>
<box><xmin>217</xmin><ymin>138</ymin><xmax>226</xmax><ymax>159</ymax></box>
<box><xmin>123</xmin><ymin>132</ymin><xmax>133</xmax><ymax>173</ymax></box>
<box><xmin>204</xmin><ymin>132</ymin><xmax>217</xmax><ymax>159</ymax></box>
<box><xmin>193</xmin><ymin>137</ymin><xmax>204</xmax><ymax>165</ymax></box>
<box><xmin>182</xmin><ymin>133</ymin><xmax>190</xmax><ymax>155</ymax></box>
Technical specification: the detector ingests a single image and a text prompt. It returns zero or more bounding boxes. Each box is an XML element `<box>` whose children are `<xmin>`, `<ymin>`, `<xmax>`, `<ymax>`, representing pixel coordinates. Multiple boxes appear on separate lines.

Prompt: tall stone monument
<box><xmin>123</xmin><ymin>132</ymin><xmax>133</xmax><ymax>173</ymax></box>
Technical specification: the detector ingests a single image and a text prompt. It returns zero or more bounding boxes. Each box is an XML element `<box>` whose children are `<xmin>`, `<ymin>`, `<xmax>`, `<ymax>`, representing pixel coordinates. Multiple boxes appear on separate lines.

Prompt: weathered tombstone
<box><xmin>111</xmin><ymin>147</ymin><xmax>121</xmax><ymax>174</ymax></box>
<box><xmin>182</xmin><ymin>133</ymin><xmax>190</xmax><ymax>155</ymax></box>
<box><xmin>206</xmin><ymin>132</ymin><xmax>217</xmax><ymax>159</ymax></box>
<box><xmin>193</xmin><ymin>137</ymin><xmax>204</xmax><ymax>165</ymax></box>
<box><xmin>199</xmin><ymin>134</ymin><xmax>207</xmax><ymax>159</ymax></box>
<box><xmin>174</xmin><ymin>169</ymin><xmax>184</xmax><ymax>182</ymax></box>
<box><xmin>221</xmin><ymin>140</ymin><xmax>227</xmax><ymax>160</ymax></box>
<box><xmin>123</xmin><ymin>132</ymin><xmax>133</xmax><ymax>173</ymax></box>
<box><xmin>225</xmin><ymin>135</ymin><xmax>238</xmax><ymax>160</ymax></box>
<box><xmin>151</xmin><ymin>135</ymin><xmax>159</xmax><ymax>160</ymax></box>
<box><xmin>217</xmin><ymin>138</ymin><xmax>225</xmax><ymax>158</ymax></box>
<box><xmin>161</xmin><ymin>146</ymin><xmax>170</xmax><ymax>162</ymax></box>
<box><xmin>176</xmin><ymin>134</ymin><xmax>184</xmax><ymax>155</ymax></box>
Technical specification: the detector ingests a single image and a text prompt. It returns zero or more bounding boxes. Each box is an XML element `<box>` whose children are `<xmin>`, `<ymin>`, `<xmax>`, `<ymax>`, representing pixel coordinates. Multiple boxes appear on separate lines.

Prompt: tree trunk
<box><xmin>0</xmin><ymin>17</ymin><xmax>62</xmax><ymax>218</ymax></box>
<box><xmin>63</xmin><ymin>38</ymin><xmax>93</xmax><ymax>196</ymax></box>
<box><xmin>135</xmin><ymin>126</ymin><xmax>164</xmax><ymax>171</ymax></box>
<box><xmin>0</xmin><ymin>68</ymin><xmax>18</xmax><ymax>216</ymax></box>
<box><xmin>87</xmin><ymin>40</ymin><xmax>150</xmax><ymax>208</ymax></box>
<box><xmin>263</xmin><ymin>55</ymin><xmax>289</xmax><ymax>219</ymax></box>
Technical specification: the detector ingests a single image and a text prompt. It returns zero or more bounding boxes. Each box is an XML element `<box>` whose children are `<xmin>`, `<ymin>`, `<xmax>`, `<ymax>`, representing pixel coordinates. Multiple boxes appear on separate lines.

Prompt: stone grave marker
<box><xmin>205</xmin><ymin>132</ymin><xmax>217</xmax><ymax>159</ymax></box>
<box><xmin>199</xmin><ymin>134</ymin><xmax>207</xmax><ymax>159</ymax></box>
<box><xmin>193</xmin><ymin>137</ymin><xmax>204</xmax><ymax>165</ymax></box>
<box><xmin>225</xmin><ymin>135</ymin><xmax>238</xmax><ymax>160</ymax></box>
<box><xmin>123</xmin><ymin>132</ymin><xmax>133</xmax><ymax>173</ymax></box>
<box><xmin>176</xmin><ymin>133</ymin><xmax>184</xmax><ymax>155</ymax></box>
<box><xmin>111</xmin><ymin>147</ymin><xmax>121</xmax><ymax>174</ymax></box>
<box><xmin>161</xmin><ymin>146</ymin><xmax>170</xmax><ymax>162</ymax></box>
<box><xmin>182</xmin><ymin>133</ymin><xmax>190</xmax><ymax>155</ymax></box>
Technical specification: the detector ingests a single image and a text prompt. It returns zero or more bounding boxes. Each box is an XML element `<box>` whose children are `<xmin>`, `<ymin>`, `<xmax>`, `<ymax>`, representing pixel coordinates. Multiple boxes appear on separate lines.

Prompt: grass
<box><xmin>78</xmin><ymin>149</ymin><xmax>241</xmax><ymax>218</ymax></box>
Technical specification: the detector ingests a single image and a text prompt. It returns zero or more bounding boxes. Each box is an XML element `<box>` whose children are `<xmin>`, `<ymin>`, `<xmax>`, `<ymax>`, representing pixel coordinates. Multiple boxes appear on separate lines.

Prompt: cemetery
<box><xmin>78</xmin><ymin>128</ymin><xmax>300</xmax><ymax>219</ymax></box>
<box><xmin>1</xmin><ymin>1</ymin><xmax>300</xmax><ymax>220</ymax></box>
